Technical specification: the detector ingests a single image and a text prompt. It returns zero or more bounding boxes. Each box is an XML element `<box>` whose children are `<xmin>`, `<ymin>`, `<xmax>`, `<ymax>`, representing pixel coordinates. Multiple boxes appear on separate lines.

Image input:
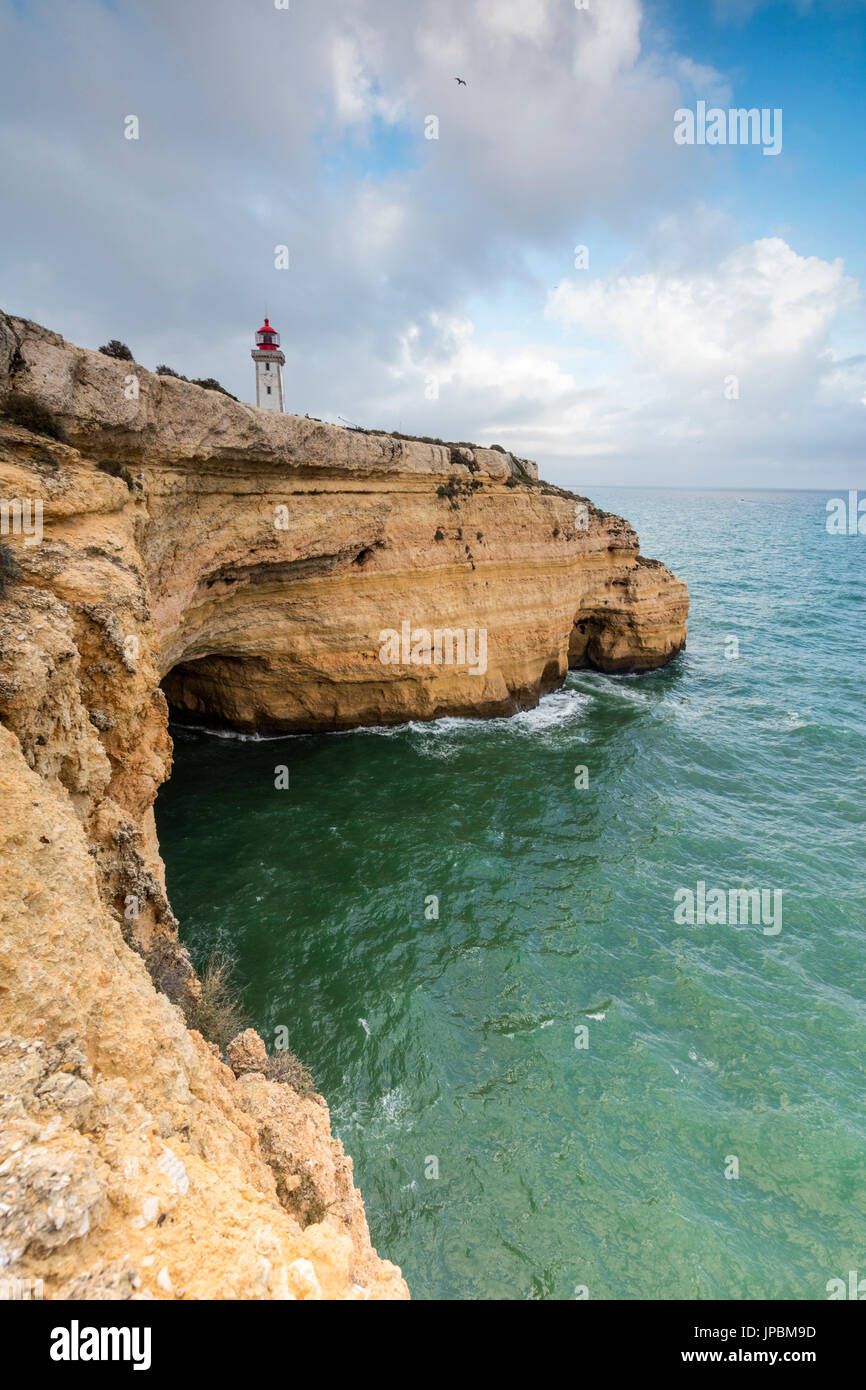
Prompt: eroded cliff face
<box><xmin>0</xmin><ymin>312</ymin><xmax>687</xmax><ymax>732</ymax></box>
<box><xmin>0</xmin><ymin>310</ymin><xmax>687</xmax><ymax>1300</ymax></box>
<box><xmin>0</xmin><ymin>727</ymin><xmax>406</xmax><ymax>1300</ymax></box>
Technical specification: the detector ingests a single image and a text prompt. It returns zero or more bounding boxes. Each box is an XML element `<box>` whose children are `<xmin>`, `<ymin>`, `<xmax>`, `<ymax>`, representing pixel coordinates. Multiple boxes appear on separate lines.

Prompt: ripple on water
<box><xmin>157</xmin><ymin>488</ymin><xmax>866</xmax><ymax>1301</ymax></box>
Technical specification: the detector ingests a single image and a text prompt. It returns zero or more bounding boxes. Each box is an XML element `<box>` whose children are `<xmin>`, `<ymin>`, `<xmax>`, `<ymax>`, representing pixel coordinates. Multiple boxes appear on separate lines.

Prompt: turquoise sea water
<box><xmin>156</xmin><ymin>488</ymin><xmax>865</xmax><ymax>1301</ymax></box>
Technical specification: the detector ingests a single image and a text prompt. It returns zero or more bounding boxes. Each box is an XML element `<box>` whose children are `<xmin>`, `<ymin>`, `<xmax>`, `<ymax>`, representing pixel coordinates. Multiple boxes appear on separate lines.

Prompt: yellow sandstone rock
<box><xmin>0</xmin><ymin>310</ymin><xmax>688</xmax><ymax>1300</ymax></box>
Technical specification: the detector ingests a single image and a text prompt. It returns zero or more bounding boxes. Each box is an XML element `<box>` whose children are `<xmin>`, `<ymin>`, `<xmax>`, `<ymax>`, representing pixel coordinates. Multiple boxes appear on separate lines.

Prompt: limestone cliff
<box><xmin>0</xmin><ymin>310</ymin><xmax>688</xmax><ymax>1300</ymax></box>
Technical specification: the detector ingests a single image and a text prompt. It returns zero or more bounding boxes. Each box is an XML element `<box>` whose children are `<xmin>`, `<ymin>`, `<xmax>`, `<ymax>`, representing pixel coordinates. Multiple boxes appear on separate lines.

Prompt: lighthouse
<box><xmin>251</xmin><ymin>317</ymin><xmax>285</xmax><ymax>412</ymax></box>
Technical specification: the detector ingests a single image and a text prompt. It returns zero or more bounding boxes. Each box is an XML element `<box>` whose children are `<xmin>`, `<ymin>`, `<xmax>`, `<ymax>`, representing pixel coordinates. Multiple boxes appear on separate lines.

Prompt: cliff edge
<box><xmin>0</xmin><ymin>310</ymin><xmax>688</xmax><ymax>1300</ymax></box>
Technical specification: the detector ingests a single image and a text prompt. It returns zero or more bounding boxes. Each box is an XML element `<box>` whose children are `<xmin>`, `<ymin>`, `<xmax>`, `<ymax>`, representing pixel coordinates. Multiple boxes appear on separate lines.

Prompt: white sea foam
<box><xmin>172</xmin><ymin>682</ymin><xmax>592</xmax><ymax>747</ymax></box>
<box><xmin>170</xmin><ymin>720</ymin><xmax>296</xmax><ymax>743</ymax></box>
<box><xmin>783</xmin><ymin>711</ymin><xmax>808</xmax><ymax>729</ymax></box>
<box><xmin>504</xmin><ymin>688</ymin><xmax>591</xmax><ymax>733</ymax></box>
<box><xmin>407</xmin><ymin>686</ymin><xmax>592</xmax><ymax>748</ymax></box>
<box><xmin>380</xmin><ymin>1086</ymin><xmax>409</xmax><ymax>1125</ymax></box>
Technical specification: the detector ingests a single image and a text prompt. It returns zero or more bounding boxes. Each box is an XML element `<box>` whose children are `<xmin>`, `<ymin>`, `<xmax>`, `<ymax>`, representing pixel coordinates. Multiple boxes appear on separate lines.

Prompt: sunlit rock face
<box><xmin>1</xmin><ymin>312</ymin><xmax>687</xmax><ymax>735</ymax></box>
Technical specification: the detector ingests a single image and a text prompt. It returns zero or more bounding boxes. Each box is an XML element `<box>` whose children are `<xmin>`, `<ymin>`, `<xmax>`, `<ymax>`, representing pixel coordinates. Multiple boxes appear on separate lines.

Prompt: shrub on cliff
<box><xmin>512</xmin><ymin>457</ymin><xmax>534</xmax><ymax>482</ymax></box>
<box><xmin>1</xmin><ymin>391</ymin><xmax>67</xmax><ymax>442</ymax></box>
<box><xmin>98</xmin><ymin>339</ymin><xmax>134</xmax><ymax>361</ymax></box>
<box><xmin>155</xmin><ymin>370</ymin><xmax>237</xmax><ymax>400</ymax></box>
<box><xmin>184</xmin><ymin>951</ymin><xmax>250</xmax><ymax>1050</ymax></box>
<box><xmin>96</xmin><ymin>458</ymin><xmax>137</xmax><ymax>491</ymax></box>
<box><xmin>451</xmin><ymin>446</ymin><xmax>479</xmax><ymax>473</ymax></box>
<box><xmin>0</xmin><ymin>539</ymin><xmax>20</xmax><ymax>593</ymax></box>
<box><xmin>265</xmin><ymin>1049</ymin><xmax>316</xmax><ymax>1095</ymax></box>
<box><xmin>190</xmin><ymin>377</ymin><xmax>238</xmax><ymax>402</ymax></box>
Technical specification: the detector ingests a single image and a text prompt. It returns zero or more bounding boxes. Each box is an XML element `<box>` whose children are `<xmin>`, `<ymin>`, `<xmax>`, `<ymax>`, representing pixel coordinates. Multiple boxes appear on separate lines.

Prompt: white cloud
<box><xmin>481</xmin><ymin>0</ymin><xmax>552</xmax><ymax>45</ymax></box>
<box><xmin>549</xmin><ymin>238</ymin><xmax>857</xmax><ymax>377</ymax></box>
<box><xmin>397</xmin><ymin>313</ymin><xmax>579</xmax><ymax>402</ymax></box>
<box><xmin>573</xmin><ymin>0</ymin><xmax>642</xmax><ymax>83</ymax></box>
<box><xmin>332</xmin><ymin>36</ymin><xmax>373</xmax><ymax>127</ymax></box>
<box><xmin>366</xmin><ymin>236</ymin><xmax>864</xmax><ymax>483</ymax></box>
<box><xmin>674</xmin><ymin>57</ymin><xmax>733</xmax><ymax>107</ymax></box>
<box><xmin>0</xmin><ymin>0</ymin><xmax>862</xmax><ymax>486</ymax></box>
<box><xmin>537</xmin><ymin>237</ymin><xmax>865</xmax><ymax>480</ymax></box>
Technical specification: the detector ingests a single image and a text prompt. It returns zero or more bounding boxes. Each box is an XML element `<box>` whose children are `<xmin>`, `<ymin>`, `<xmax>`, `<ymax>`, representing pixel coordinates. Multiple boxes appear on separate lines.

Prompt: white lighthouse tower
<box><xmin>251</xmin><ymin>317</ymin><xmax>285</xmax><ymax>412</ymax></box>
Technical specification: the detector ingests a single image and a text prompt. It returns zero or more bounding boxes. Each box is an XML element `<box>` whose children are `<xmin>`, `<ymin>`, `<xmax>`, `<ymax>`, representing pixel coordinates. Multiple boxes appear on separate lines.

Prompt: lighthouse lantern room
<box><xmin>251</xmin><ymin>317</ymin><xmax>285</xmax><ymax>412</ymax></box>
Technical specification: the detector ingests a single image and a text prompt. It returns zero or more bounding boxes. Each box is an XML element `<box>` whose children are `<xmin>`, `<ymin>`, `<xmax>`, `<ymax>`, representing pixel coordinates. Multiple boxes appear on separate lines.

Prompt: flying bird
<box><xmin>455</xmin><ymin>76</ymin><xmax>467</xmax><ymax>86</ymax></box>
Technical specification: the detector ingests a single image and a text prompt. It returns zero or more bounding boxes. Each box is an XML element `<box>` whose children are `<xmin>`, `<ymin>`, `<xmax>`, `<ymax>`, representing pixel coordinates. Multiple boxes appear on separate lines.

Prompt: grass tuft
<box><xmin>182</xmin><ymin>951</ymin><xmax>250</xmax><ymax>1050</ymax></box>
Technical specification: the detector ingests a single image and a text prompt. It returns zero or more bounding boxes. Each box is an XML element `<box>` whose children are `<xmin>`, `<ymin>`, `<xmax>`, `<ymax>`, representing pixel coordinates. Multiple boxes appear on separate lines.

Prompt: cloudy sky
<box><xmin>1</xmin><ymin>0</ymin><xmax>864</xmax><ymax>486</ymax></box>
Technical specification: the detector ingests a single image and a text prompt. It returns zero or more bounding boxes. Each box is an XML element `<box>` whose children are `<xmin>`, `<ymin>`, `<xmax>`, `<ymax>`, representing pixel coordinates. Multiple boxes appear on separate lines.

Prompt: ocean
<box><xmin>155</xmin><ymin>487</ymin><xmax>866</xmax><ymax>1300</ymax></box>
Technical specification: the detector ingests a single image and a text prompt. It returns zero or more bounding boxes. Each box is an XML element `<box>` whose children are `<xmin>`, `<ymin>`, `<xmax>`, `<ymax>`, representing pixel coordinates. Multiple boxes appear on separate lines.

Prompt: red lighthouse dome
<box><xmin>255</xmin><ymin>318</ymin><xmax>280</xmax><ymax>350</ymax></box>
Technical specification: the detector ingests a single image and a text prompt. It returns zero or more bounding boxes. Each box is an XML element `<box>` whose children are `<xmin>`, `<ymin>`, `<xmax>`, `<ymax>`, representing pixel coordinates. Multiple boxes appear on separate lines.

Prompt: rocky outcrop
<box><xmin>0</xmin><ymin>728</ymin><xmax>405</xmax><ymax>1299</ymax></box>
<box><xmin>0</xmin><ymin>310</ymin><xmax>688</xmax><ymax>1300</ymax></box>
<box><xmin>0</xmin><ymin>312</ymin><xmax>687</xmax><ymax>732</ymax></box>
